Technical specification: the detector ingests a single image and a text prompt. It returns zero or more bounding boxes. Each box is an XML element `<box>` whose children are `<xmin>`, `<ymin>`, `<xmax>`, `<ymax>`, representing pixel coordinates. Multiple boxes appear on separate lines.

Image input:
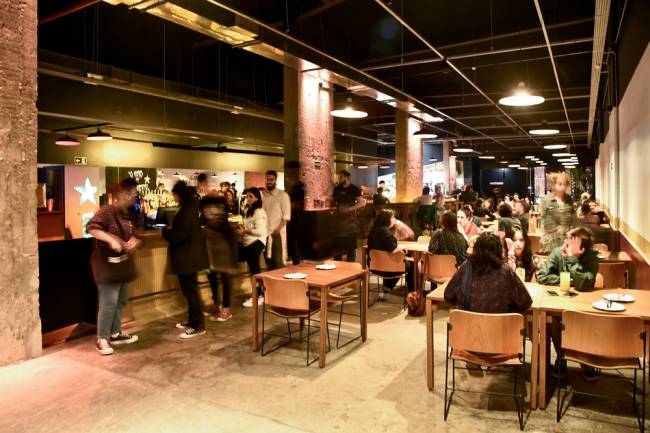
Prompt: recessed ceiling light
<box><xmin>55</xmin><ymin>134</ymin><xmax>80</xmax><ymax>146</ymax></box>
<box><xmin>499</xmin><ymin>160</ymin><xmax>509</xmax><ymax>164</ymax></box>
<box><xmin>544</xmin><ymin>144</ymin><xmax>567</xmax><ymax>150</ymax></box>
<box><xmin>508</xmin><ymin>164</ymin><xmax>520</xmax><ymax>168</ymax></box>
<box><xmin>552</xmin><ymin>152</ymin><xmax>572</xmax><ymax>157</ymax></box>
<box><xmin>379</xmin><ymin>164</ymin><xmax>390</xmax><ymax>169</ymax></box>
<box><xmin>479</xmin><ymin>155</ymin><xmax>495</xmax><ymax>160</ymax></box>
<box><xmin>518</xmin><ymin>166</ymin><xmax>529</xmax><ymax>170</ymax></box>
<box><xmin>558</xmin><ymin>158</ymin><xmax>575</xmax><ymax>162</ymax></box>
<box><xmin>429</xmin><ymin>158</ymin><xmax>437</xmax><ymax>162</ymax></box>
<box><xmin>525</xmin><ymin>155</ymin><xmax>536</xmax><ymax>159</ymax></box>
<box><xmin>357</xmin><ymin>164</ymin><xmax>369</xmax><ymax>169</ymax></box>
<box><xmin>453</xmin><ymin>147</ymin><xmax>474</xmax><ymax>153</ymax></box>
<box><xmin>87</xmin><ymin>129</ymin><xmax>113</xmax><ymax>141</ymax></box>
<box><xmin>499</xmin><ymin>82</ymin><xmax>545</xmax><ymax>106</ymax></box>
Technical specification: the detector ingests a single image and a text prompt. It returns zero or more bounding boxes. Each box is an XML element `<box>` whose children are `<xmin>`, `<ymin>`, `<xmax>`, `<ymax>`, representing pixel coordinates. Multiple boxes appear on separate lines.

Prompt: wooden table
<box><xmin>425</xmin><ymin>281</ymin><xmax>546</xmax><ymax>409</ymax></box>
<box><xmin>536</xmin><ymin>287</ymin><xmax>650</xmax><ymax>409</ymax></box>
<box><xmin>361</xmin><ymin>241</ymin><xmax>429</xmax><ymax>291</ymax></box>
<box><xmin>251</xmin><ymin>261</ymin><xmax>369</xmax><ymax>368</ymax></box>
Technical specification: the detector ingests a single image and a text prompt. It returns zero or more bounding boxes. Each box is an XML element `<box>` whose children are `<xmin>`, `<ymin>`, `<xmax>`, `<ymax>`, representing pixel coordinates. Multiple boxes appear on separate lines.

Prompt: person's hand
<box><xmin>566</xmin><ymin>236</ymin><xmax>584</xmax><ymax>257</ymax></box>
<box><xmin>505</xmin><ymin>237</ymin><xmax>514</xmax><ymax>252</ymax></box>
<box><xmin>107</xmin><ymin>237</ymin><xmax>124</xmax><ymax>253</ymax></box>
<box><xmin>235</xmin><ymin>226</ymin><xmax>245</xmax><ymax>235</ymax></box>
<box><xmin>124</xmin><ymin>237</ymin><xmax>141</xmax><ymax>254</ymax></box>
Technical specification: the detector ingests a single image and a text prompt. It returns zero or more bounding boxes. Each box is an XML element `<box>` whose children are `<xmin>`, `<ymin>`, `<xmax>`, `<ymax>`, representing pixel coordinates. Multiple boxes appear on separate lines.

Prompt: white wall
<box><xmin>596</xmin><ymin>42</ymin><xmax>650</xmax><ymax>261</ymax></box>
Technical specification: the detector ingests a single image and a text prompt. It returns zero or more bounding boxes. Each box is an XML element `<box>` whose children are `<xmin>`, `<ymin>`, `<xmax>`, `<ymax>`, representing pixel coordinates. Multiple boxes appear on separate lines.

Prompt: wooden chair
<box><xmin>557</xmin><ymin>311</ymin><xmax>646</xmax><ymax>432</ymax></box>
<box><xmin>598</xmin><ymin>262</ymin><xmax>628</xmax><ymax>289</ymax></box>
<box><xmin>422</xmin><ymin>253</ymin><xmax>457</xmax><ymax>290</ymax></box>
<box><xmin>368</xmin><ymin>250</ymin><xmax>407</xmax><ymax>302</ymax></box>
<box><xmin>261</xmin><ymin>276</ymin><xmax>327</xmax><ymax>366</ymax></box>
<box><xmin>417</xmin><ymin>235</ymin><xmax>431</xmax><ymax>244</ymax></box>
<box><xmin>444</xmin><ymin>310</ymin><xmax>526</xmax><ymax>430</ymax></box>
<box><xmin>528</xmin><ymin>216</ymin><xmax>538</xmax><ymax>234</ymax></box>
<box><xmin>594</xmin><ymin>243</ymin><xmax>610</xmax><ymax>254</ymax></box>
<box><xmin>595</xmin><ymin>272</ymin><xmax>604</xmax><ymax>289</ymax></box>
<box><xmin>528</xmin><ymin>234</ymin><xmax>541</xmax><ymax>254</ymax></box>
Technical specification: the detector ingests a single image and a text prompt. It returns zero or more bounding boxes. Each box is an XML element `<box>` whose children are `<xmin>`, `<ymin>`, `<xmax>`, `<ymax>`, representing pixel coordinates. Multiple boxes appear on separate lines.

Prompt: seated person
<box><xmin>390</xmin><ymin>217</ymin><xmax>415</xmax><ymax>241</ymax></box>
<box><xmin>506</xmin><ymin>228</ymin><xmax>539</xmax><ymax>282</ymax></box>
<box><xmin>496</xmin><ymin>202</ymin><xmax>522</xmax><ymax>239</ymax></box>
<box><xmin>537</xmin><ymin>227</ymin><xmax>600</xmax><ymax>381</ymax></box>
<box><xmin>429</xmin><ymin>211</ymin><xmax>468</xmax><ymax>266</ymax></box>
<box><xmin>474</xmin><ymin>198</ymin><xmax>496</xmax><ymax>221</ymax></box>
<box><xmin>457</xmin><ymin>206</ymin><xmax>480</xmax><ymax>239</ymax></box>
<box><xmin>512</xmin><ymin>199</ymin><xmax>530</xmax><ymax>234</ymax></box>
<box><xmin>537</xmin><ymin>227</ymin><xmax>599</xmax><ymax>292</ymax></box>
<box><xmin>578</xmin><ymin>202</ymin><xmax>600</xmax><ymax>226</ymax></box>
<box><xmin>444</xmin><ymin>233</ymin><xmax>532</xmax><ymax>313</ymax></box>
<box><xmin>372</xmin><ymin>187</ymin><xmax>390</xmax><ymax>205</ymax></box>
<box><xmin>367</xmin><ymin>209</ymin><xmax>414</xmax><ymax>299</ymax></box>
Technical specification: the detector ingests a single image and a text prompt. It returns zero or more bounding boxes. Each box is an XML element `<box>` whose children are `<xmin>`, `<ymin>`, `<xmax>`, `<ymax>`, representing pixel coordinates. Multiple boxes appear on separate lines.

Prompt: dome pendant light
<box><xmin>87</xmin><ymin>128</ymin><xmax>113</xmax><ymax>141</ymax></box>
<box><xmin>499</xmin><ymin>82</ymin><xmax>545</xmax><ymax>107</ymax></box>
<box><xmin>413</xmin><ymin>122</ymin><xmax>438</xmax><ymax>138</ymax></box>
<box><xmin>331</xmin><ymin>97</ymin><xmax>368</xmax><ymax>119</ymax></box>
<box><xmin>55</xmin><ymin>134</ymin><xmax>80</xmax><ymax>146</ymax></box>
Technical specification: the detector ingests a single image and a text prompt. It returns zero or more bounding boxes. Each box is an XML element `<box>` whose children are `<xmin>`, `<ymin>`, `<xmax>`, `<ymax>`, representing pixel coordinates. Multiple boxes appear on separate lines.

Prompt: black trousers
<box><xmin>287</xmin><ymin>210</ymin><xmax>303</xmax><ymax>265</ymax></box>
<box><xmin>240</xmin><ymin>240</ymin><xmax>265</xmax><ymax>276</ymax></box>
<box><xmin>207</xmin><ymin>271</ymin><xmax>231</xmax><ymax>308</ymax></box>
<box><xmin>178</xmin><ymin>273</ymin><xmax>204</xmax><ymax>329</ymax></box>
<box><xmin>333</xmin><ymin>236</ymin><xmax>357</xmax><ymax>262</ymax></box>
<box><xmin>375</xmin><ymin>261</ymin><xmax>414</xmax><ymax>292</ymax></box>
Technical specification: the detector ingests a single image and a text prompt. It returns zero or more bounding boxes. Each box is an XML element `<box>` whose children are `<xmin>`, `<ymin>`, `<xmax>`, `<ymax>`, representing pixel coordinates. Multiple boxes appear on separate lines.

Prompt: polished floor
<box><xmin>0</xmin><ymin>291</ymin><xmax>644</xmax><ymax>433</ymax></box>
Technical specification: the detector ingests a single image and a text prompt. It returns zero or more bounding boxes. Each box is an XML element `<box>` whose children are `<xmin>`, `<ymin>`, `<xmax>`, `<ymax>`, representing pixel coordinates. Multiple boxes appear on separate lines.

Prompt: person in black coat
<box><xmin>163</xmin><ymin>181</ymin><xmax>210</xmax><ymax>339</ymax></box>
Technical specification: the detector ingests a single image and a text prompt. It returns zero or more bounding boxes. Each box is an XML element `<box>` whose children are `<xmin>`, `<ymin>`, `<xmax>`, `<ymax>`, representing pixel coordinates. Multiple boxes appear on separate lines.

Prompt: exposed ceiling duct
<box><xmin>586</xmin><ymin>0</ymin><xmax>612</xmax><ymax>147</ymax></box>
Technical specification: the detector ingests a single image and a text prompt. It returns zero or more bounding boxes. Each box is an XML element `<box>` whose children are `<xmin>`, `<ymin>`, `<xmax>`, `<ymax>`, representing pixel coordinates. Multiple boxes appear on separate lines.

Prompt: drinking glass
<box><xmin>515</xmin><ymin>267</ymin><xmax>526</xmax><ymax>282</ymax></box>
<box><xmin>560</xmin><ymin>271</ymin><xmax>571</xmax><ymax>294</ymax></box>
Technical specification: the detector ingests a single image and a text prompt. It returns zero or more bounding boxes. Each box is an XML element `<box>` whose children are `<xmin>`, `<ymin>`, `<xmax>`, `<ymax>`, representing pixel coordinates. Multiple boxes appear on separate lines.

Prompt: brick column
<box><xmin>395</xmin><ymin>105</ymin><xmax>423</xmax><ymax>202</ymax></box>
<box><xmin>0</xmin><ymin>0</ymin><xmax>42</xmax><ymax>366</ymax></box>
<box><xmin>283</xmin><ymin>63</ymin><xmax>334</xmax><ymax>209</ymax></box>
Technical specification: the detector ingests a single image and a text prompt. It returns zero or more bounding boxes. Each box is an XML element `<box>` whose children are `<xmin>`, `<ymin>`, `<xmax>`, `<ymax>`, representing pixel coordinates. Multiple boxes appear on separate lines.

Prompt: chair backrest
<box><xmin>562</xmin><ymin>310</ymin><xmax>644</xmax><ymax>358</ymax></box>
<box><xmin>597</xmin><ymin>262</ymin><xmax>627</xmax><ymax>289</ymax></box>
<box><xmin>595</xmin><ymin>272</ymin><xmax>604</xmax><ymax>289</ymax></box>
<box><xmin>369</xmin><ymin>250</ymin><xmax>406</xmax><ymax>273</ymax></box>
<box><xmin>448</xmin><ymin>310</ymin><xmax>524</xmax><ymax>355</ymax></box>
<box><xmin>528</xmin><ymin>234</ymin><xmax>541</xmax><ymax>254</ymax></box>
<box><xmin>416</xmin><ymin>235</ymin><xmax>431</xmax><ymax>244</ymax></box>
<box><xmin>422</xmin><ymin>252</ymin><xmax>457</xmax><ymax>280</ymax></box>
<box><xmin>528</xmin><ymin>216</ymin><xmax>538</xmax><ymax>234</ymax></box>
<box><xmin>594</xmin><ymin>243</ymin><xmax>610</xmax><ymax>254</ymax></box>
<box><xmin>262</xmin><ymin>276</ymin><xmax>310</xmax><ymax>311</ymax></box>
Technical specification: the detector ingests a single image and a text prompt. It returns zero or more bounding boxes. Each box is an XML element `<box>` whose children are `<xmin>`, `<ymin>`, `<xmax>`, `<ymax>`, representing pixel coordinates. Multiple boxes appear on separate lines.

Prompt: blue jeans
<box><xmin>97</xmin><ymin>282</ymin><xmax>130</xmax><ymax>339</ymax></box>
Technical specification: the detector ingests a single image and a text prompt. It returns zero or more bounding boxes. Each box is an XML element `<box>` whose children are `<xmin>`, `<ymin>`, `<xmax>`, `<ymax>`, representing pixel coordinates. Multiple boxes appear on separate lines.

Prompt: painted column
<box><xmin>394</xmin><ymin>104</ymin><xmax>423</xmax><ymax>202</ymax></box>
<box><xmin>283</xmin><ymin>63</ymin><xmax>334</xmax><ymax>209</ymax></box>
<box><xmin>0</xmin><ymin>0</ymin><xmax>42</xmax><ymax>365</ymax></box>
<box><xmin>442</xmin><ymin>140</ymin><xmax>457</xmax><ymax>193</ymax></box>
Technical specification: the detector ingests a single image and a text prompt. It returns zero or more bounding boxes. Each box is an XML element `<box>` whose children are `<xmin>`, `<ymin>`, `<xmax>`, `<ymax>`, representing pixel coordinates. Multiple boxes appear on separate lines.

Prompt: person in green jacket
<box><xmin>538</xmin><ymin>226</ymin><xmax>600</xmax><ymax>381</ymax></box>
<box><xmin>537</xmin><ymin>226</ymin><xmax>599</xmax><ymax>292</ymax></box>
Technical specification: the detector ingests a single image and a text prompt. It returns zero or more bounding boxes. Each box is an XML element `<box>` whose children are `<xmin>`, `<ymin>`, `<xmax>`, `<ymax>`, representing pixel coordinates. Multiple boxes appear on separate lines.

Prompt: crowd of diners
<box><xmin>367</xmin><ymin>171</ymin><xmax>609</xmax><ymax>381</ymax></box>
<box><xmin>87</xmin><ymin>166</ymin><xmax>610</xmax><ymax>382</ymax></box>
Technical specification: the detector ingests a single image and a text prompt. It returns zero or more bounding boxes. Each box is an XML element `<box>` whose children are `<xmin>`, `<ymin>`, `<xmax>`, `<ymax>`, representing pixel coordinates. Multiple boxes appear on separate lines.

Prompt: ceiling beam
<box><xmin>297</xmin><ymin>0</ymin><xmax>345</xmax><ymax>21</ymax></box>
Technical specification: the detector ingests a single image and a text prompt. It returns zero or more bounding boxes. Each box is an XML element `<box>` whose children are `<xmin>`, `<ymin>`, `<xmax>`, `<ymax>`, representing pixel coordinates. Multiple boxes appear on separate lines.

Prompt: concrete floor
<box><xmin>0</xmin><ymin>292</ymin><xmax>645</xmax><ymax>433</ymax></box>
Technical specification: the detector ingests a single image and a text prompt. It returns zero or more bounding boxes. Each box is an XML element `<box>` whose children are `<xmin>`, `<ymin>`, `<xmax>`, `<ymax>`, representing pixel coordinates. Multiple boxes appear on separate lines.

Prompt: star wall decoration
<box><xmin>74</xmin><ymin>177</ymin><xmax>97</xmax><ymax>205</ymax></box>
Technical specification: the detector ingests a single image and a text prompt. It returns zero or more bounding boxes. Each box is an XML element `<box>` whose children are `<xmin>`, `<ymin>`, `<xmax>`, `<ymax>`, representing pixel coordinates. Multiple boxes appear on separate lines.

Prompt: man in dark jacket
<box><xmin>163</xmin><ymin>181</ymin><xmax>210</xmax><ymax>339</ymax></box>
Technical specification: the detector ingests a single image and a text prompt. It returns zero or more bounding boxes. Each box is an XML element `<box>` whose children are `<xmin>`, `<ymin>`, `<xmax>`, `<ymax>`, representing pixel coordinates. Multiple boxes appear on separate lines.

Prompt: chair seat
<box><xmin>425</xmin><ymin>276</ymin><xmax>451</xmax><ymax>284</ymax></box>
<box><xmin>451</xmin><ymin>348</ymin><xmax>523</xmax><ymax>366</ymax></box>
<box><xmin>266</xmin><ymin>302</ymin><xmax>321</xmax><ymax>318</ymax></box>
<box><xmin>563</xmin><ymin>349</ymin><xmax>641</xmax><ymax>370</ymax></box>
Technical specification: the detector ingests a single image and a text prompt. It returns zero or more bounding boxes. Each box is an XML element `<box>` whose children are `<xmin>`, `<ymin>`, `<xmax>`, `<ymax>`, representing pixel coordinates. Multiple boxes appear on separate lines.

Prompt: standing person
<box><xmin>413</xmin><ymin>186</ymin><xmax>433</xmax><ymax>205</ymax></box>
<box><xmin>332</xmin><ymin>170</ymin><xmax>365</xmax><ymax>261</ymax></box>
<box><xmin>372</xmin><ymin>187</ymin><xmax>390</xmax><ymax>205</ymax></box>
<box><xmin>238</xmin><ymin>188</ymin><xmax>268</xmax><ymax>308</ymax></box>
<box><xmin>429</xmin><ymin>211</ymin><xmax>469</xmax><ymax>266</ymax></box>
<box><xmin>201</xmin><ymin>195</ymin><xmax>237</xmax><ymax>322</ymax></box>
<box><xmin>539</xmin><ymin>172</ymin><xmax>577</xmax><ymax>254</ymax></box>
<box><xmin>458</xmin><ymin>184</ymin><xmax>478</xmax><ymax>208</ymax></box>
<box><xmin>224</xmin><ymin>189</ymin><xmax>239</xmax><ymax>215</ymax></box>
<box><xmin>87</xmin><ymin>178</ymin><xmax>143</xmax><ymax>356</ymax></box>
<box><xmin>196</xmin><ymin>172</ymin><xmax>213</xmax><ymax>198</ymax></box>
<box><xmin>287</xmin><ymin>179</ymin><xmax>305</xmax><ymax>265</ymax></box>
<box><xmin>162</xmin><ymin>181</ymin><xmax>210</xmax><ymax>339</ymax></box>
<box><xmin>261</xmin><ymin>170</ymin><xmax>291</xmax><ymax>270</ymax></box>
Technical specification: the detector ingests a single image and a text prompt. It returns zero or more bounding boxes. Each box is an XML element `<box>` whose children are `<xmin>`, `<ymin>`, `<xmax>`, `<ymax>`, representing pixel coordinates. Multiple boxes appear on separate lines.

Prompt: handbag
<box><xmin>91</xmin><ymin>208</ymin><xmax>137</xmax><ymax>284</ymax></box>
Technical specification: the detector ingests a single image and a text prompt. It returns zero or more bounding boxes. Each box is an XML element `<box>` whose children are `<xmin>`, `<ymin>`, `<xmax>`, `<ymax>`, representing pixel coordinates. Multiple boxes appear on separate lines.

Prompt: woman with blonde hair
<box><xmin>539</xmin><ymin>171</ymin><xmax>577</xmax><ymax>254</ymax></box>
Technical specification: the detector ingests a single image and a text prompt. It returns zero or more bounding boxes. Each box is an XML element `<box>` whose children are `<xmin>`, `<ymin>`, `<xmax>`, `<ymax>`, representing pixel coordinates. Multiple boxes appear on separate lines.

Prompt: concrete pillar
<box><xmin>0</xmin><ymin>0</ymin><xmax>42</xmax><ymax>366</ymax></box>
<box><xmin>394</xmin><ymin>106</ymin><xmax>423</xmax><ymax>202</ymax></box>
<box><xmin>442</xmin><ymin>140</ymin><xmax>457</xmax><ymax>193</ymax></box>
<box><xmin>283</xmin><ymin>63</ymin><xmax>334</xmax><ymax>210</ymax></box>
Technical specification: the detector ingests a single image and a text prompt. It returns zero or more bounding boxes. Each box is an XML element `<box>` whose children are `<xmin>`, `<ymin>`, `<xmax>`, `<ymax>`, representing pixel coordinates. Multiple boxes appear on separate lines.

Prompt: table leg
<box><xmin>319</xmin><ymin>285</ymin><xmax>329</xmax><ymax>368</ymax></box>
<box><xmin>361</xmin><ymin>274</ymin><xmax>368</xmax><ymax>342</ymax></box>
<box><xmin>530</xmin><ymin>309</ymin><xmax>539</xmax><ymax>409</ymax></box>
<box><xmin>539</xmin><ymin>311</ymin><xmax>547</xmax><ymax>409</ymax></box>
<box><xmin>413</xmin><ymin>251</ymin><xmax>421</xmax><ymax>292</ymax></box>
<box><xmin>361</xmin><ymin>246</ymin><xmax>367</xmax><ymax>270</ymax></box>
<box><xmin>251</xmin><ymin>277</ymin><xmax>259</xmax><ymax>352</ymax></box>
<box><xmin>426</xmin><ymin>298</ymin><xmax>435</xmax><ymax>390</ymax></box>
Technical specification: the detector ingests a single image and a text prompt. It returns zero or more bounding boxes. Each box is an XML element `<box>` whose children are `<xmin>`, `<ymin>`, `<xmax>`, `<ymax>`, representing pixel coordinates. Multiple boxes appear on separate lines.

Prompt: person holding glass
<box><xmin>238</xmin><ymin>187</ymin><xmax>268</xmax><ymax>308</ymax></box>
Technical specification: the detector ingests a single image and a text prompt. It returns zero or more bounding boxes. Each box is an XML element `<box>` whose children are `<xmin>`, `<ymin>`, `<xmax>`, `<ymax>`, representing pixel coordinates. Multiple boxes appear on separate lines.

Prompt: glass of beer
<box><xmin>560</xmin><ymin>271</ymin><xmax>571</xmax><ymax>294</ymax></box>
<box><xmin>515</xmin><ymin>267</ymin><xmax>526</xmax><ymax>282</ymax></box>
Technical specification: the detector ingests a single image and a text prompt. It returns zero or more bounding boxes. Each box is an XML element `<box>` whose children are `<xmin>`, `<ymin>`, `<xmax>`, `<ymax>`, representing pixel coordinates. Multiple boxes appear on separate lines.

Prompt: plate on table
<box><xmin>315</xmin><ymin>263</ymin><xmax>337</xmax><ymax>270</ymax></box>
<box><xmin>603</xmin><ymin>293</ymin><xmax>635</xmax><ymax>303</ymax></box>
<box><xmin>283</xmin><ymin>273</ymin><xmax>307</xmax><ymax>280</ymax></box>
<box><xmin>592</xmin><ymin>300</ymin><xmax>626</xmax><ymax>312</ymax></box>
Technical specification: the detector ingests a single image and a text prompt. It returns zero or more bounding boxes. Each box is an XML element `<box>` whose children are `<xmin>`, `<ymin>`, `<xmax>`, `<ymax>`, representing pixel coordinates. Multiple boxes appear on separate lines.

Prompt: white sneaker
<box><xmin>96</xmin><ymin>338</ymin><xmax>114</xmax><ymax>355</ymax></box>
<box><xmin>179</xmin><ymin>327</ymin><xmax>207</xmax><ymax>339</ymax></box>
<box><xmin>378</xmin><ymin>291</ymin><xmax>387</xmax><ymax>301</ymax></box>
<box><xmin>110</xmin><ymin>332</ymin><xmax>139</xmax><ymax>345</ymax></box>
<box><xmin>243</xmin><ymin>296</ymin><xmax>263</xmax><ymax>308</ymax></box>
